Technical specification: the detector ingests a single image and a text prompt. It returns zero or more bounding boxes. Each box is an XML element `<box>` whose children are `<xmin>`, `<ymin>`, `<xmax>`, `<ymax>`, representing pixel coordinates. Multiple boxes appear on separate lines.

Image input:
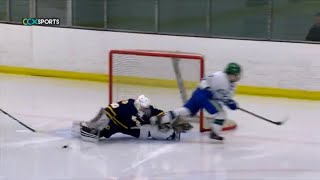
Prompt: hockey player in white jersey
<box><xmin>160</xmin><ymin>62</ymin><xmax>242</xmax><ymax>141</ymax></box>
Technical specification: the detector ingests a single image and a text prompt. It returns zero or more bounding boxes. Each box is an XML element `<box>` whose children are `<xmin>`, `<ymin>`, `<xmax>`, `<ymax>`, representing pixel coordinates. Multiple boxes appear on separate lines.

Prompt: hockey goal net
<box><xmin>108</xmin><ymin>49</ymin><xmax>236</xmax><ymax>132</ymax></box>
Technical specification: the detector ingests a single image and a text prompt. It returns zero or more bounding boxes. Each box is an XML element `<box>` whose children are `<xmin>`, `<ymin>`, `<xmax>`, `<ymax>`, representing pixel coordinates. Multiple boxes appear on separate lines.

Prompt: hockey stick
<box><xmin>238</xmin><ymin>107</ymin><xmax>287</xmax><ymax>126</ymax></box>
<box><xmin>0</xmin><ymin>108</ymin><xmax>36</xmax><ymax>132</ymax></box>
<box><xmin>0</xmin><ymin>109</ymin><xmax>74</xmax><ymax>148</ymax></box>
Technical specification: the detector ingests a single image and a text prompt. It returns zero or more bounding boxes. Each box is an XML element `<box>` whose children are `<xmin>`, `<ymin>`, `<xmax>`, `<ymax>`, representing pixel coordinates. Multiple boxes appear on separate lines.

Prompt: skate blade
<box><xmin>210</xmin><ymin>139</ymin><xmax>224</xmax><ymax>144</ymax></box>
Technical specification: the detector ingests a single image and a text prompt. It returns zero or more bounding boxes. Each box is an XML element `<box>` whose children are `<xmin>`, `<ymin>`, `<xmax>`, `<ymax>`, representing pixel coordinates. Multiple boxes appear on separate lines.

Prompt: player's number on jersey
<box><xmin>110</xmin><ymin>100</ymin><xmax>128</xmax><ymax>108</ymax></box>
<box><xmin>110</xmin><ymin>103</ymin><xmax>119</xmax><ymax>108</ymax></box>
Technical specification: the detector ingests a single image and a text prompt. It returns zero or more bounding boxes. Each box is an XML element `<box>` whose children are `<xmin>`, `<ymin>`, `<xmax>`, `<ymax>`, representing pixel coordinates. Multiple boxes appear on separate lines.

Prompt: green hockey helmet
<box><xmin>224</xmin><ymin>62</ymin><xmax>242</xmax><ymax>75</ymax></box>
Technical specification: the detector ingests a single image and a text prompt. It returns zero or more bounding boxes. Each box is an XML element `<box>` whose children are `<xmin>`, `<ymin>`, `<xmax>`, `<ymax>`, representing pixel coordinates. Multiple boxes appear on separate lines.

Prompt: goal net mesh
<box><xmin>108</xmin><ymin>50</ymin><xmax>236</xmax><ymax>132</ymax></box>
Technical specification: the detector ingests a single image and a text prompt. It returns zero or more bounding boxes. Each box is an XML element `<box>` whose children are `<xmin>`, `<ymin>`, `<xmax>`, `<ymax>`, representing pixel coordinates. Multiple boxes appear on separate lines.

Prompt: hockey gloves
<box><xmin>224</xmin><ymin>99</ymin><xmax>238</xmax><ymax>110</ymax></box>
<box><xmin>171</xmin><ymin>116</ymin><xmax>193</xmax><ymax>133</ymax></box>
<box><xmin>155</xmin><ymin>112</ymin><xmax>193</xmax><ymax>133</ymax></box>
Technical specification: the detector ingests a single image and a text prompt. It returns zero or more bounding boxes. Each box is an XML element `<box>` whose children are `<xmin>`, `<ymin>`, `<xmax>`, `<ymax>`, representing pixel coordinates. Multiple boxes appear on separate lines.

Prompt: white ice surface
<box><xmin>1</xmin><ymin>73</ymin><xmax>320</xmax><ymax>180</ymax></box>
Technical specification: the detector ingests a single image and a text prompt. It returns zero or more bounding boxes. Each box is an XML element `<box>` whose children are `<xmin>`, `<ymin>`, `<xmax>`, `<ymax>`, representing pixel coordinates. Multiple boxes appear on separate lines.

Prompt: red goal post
<box><xmin>108</xmin><ymin>49</ymin><xmax>236</xmax><ymax>132</ymax></box>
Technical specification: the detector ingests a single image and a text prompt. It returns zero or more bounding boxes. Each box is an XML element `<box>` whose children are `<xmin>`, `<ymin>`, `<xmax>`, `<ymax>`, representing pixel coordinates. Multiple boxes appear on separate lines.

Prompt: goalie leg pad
<box><xmin>138</xmin><ymin>125</ymin><xmax>152</xmax><ymax>139</ymax></box>
<box><xmin>87</xmin><ymin>107</ymin><xmax>110</xmax><ymax>131</ymax></box>
<box><xmin>71</xmin><ymin>108</ymin><xmax>110</xmax><ymax>138</ymax></box>
<box><xmin>149</xmin><ymin>125</ymin><xmax>176</xmax><ymax>140</ymax></box>
<box><xmin>80</xmin><ymin>122</ymin><xmax>101</xmax><ymax>143</ymax></box>
<box><xmin>139</xmin><ymin>124</ymin><xmax>177</xmax><ymax>140</ymax></box>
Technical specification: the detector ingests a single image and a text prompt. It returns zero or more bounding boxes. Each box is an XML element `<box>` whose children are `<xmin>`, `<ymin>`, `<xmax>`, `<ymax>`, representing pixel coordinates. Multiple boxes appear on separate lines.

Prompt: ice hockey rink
<box><xmin>1</xmin><ymin>73</ymin><xmax>320</xmax><ymax>180</ymax></box>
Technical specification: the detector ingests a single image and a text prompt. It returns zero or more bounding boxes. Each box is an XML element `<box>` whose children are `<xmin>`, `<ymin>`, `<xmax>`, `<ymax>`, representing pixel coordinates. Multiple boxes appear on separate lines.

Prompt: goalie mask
<box><xmin>134</xmin><ymin>95</ymin><xmax>151</xmax><ymax>113</ymax></box>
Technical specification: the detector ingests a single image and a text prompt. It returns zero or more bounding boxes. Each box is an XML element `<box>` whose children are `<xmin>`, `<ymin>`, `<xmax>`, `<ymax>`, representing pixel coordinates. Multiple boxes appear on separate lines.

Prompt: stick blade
<box><xmin>275</xmin><ymin>116</ymin><xmax>289</xmax><ymax>126</ymax></box>
<box><xmin>274</xmin><ymin>121</ymin><xmax>284</xmax><ymax>125</ymax></box>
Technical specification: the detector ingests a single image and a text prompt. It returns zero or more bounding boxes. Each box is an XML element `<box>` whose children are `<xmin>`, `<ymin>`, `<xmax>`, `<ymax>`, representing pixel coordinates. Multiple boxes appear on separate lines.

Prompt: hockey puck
<box><xmin>62</xmin><ymin>145</ymin><xmax>68</xmax><ymax>149</ymax></box>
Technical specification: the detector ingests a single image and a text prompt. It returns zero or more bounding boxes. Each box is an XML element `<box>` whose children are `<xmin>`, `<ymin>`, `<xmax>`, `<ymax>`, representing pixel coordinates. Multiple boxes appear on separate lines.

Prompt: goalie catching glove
<box><xmin>150</xmin><ymin>112</ymin><xmax>193</xmax><ymax>133</ymax></box>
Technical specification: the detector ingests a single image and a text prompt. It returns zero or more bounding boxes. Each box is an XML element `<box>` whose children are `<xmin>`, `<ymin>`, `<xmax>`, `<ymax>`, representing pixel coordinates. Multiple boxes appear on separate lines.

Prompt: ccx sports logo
<box><xmin>22</xmin><ymin>18</ymin><xmax>60</xmax><ymax>26</ymax></box>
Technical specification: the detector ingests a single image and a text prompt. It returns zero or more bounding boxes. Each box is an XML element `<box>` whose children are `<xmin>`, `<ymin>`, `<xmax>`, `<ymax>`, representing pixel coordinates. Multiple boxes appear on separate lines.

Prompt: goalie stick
<box><xmin>238</xmin><ymin>107</ymin><xmax>287</xmax><ymax>126</ymax></box>
<box><xmin>0</xmin><ymin>108</ymin><xmax>36</xmax><ymax>132</ymax></box>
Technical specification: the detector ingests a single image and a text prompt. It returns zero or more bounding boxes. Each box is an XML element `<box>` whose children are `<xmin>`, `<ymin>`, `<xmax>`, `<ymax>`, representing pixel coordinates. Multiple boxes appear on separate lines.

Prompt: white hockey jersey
<box><xmin>199</xmin><ymin>71</ymin><xmax>236</xmax><ymax>101</ymax></box>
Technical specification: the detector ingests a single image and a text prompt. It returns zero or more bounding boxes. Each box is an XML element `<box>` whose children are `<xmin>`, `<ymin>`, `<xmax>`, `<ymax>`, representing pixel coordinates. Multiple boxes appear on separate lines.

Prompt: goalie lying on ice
<box><xmin>72</xmin><ymin>95</ymin><xmax>193</xmax><ymax>142</ymax></box>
